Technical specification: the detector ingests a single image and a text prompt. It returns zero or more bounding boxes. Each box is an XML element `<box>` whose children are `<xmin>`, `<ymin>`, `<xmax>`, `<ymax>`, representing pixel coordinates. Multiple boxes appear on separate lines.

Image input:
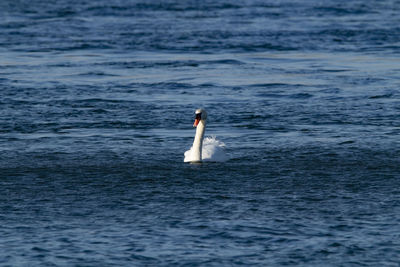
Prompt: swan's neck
<box><xmin>192</xmin><ymin>120</ymin><xmax>206</xmax><ymax>162</ymax></box>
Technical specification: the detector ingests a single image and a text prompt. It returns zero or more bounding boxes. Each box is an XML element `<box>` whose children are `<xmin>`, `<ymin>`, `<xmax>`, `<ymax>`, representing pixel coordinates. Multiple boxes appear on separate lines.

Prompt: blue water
<box><xmin>1</xmin><ymin>0</ymin><xmax>400</xmax><ymax>265</ymax></box>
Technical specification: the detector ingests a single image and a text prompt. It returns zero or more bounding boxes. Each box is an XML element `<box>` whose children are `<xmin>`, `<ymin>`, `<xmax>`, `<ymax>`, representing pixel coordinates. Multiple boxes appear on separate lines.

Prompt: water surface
<box><xmin>1</xmin><ymin>0</ymin><xmax>400</xmax><ymax>265</ymax></box>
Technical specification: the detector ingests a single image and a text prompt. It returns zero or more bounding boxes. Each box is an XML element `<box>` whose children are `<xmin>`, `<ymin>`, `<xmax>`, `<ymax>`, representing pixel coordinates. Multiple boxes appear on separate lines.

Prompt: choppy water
<box><xmin>1</xmin><ymin>0</ymin><xmax>400</xmax><ymax>266</ymax></box>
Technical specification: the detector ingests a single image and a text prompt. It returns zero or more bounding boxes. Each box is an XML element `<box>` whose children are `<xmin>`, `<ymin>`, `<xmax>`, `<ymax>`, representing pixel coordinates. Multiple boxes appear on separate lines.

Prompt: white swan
<box><xmin>184</xmin><ymin>109</ymin><xmax>228</xmax><ymax>163</ymax></box>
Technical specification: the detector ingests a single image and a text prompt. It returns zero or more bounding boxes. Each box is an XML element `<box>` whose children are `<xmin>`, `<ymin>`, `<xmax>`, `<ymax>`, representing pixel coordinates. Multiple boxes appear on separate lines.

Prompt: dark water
<box><xmin>1</xmin><ymin>0</ymin><xmax>400</xmax><ymax>265</ymax></box>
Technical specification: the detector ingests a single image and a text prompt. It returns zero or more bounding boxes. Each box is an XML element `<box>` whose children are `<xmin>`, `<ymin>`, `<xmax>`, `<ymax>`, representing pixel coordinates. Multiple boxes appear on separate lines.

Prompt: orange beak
<box><xmin>193</xmin><ymin>113</ymin><xmax>201</xmax><ymax>127</ymax></box>
<box><xmin>193</xmin><ymin>118</ymin><xmax>200</xmax><ymax>127</ymax></box>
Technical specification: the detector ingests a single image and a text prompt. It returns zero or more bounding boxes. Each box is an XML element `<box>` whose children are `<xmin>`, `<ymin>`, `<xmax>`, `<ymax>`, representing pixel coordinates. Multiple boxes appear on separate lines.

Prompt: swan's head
<box><xmin>193</xmin><ymin>108</ymin><xmax>207</xmax><ymax>127</ymax></box>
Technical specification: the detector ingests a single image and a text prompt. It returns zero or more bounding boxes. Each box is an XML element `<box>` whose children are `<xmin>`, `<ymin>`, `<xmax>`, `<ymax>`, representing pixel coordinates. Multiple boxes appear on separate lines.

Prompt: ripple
<box><xmin>1</xmin><ymin>0</ymin><xmax>400</xmax><ymax>265</ymax></box>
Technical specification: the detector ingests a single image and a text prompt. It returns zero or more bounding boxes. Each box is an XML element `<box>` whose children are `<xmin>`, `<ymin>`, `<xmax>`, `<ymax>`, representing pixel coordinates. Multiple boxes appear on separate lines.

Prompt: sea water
<box><xmin>1</xmin><ymin>0</ymin><xmax>400</xmax><ymax>265</ymax></box>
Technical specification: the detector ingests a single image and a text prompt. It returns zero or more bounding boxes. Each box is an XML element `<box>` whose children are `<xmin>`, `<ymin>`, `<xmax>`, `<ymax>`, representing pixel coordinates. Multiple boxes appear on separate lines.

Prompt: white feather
<box><xmin>184</xmin><ymin>136</ymin><xmax>228</xmax><ymax>162</ymax></box>
<box><xmin>184</xmin><ymin>109</ymin><xmax>228</xmax><ymax>163</ymax></box>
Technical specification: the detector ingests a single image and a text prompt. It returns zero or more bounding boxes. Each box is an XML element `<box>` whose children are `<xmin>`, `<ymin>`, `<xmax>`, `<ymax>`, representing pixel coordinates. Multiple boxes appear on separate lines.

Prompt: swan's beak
<box><xmin>193</xmin><ymin>113</ymin><xmax>201</xmax><ymax>127</ymax></box>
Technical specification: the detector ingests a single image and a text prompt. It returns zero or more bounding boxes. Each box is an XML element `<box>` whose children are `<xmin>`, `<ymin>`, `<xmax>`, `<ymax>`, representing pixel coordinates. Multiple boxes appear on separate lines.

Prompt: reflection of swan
<box><xmin>184</xmin><ymin>109</ymin><xmax>228</xmax><ymax>163</ymax></box>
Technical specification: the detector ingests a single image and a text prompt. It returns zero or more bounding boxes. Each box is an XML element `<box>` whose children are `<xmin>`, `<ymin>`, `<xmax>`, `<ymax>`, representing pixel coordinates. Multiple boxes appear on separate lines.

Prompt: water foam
<box><xmin>184</xmin><ymin>136</ymin><xmax>228</xmax><ymax>162</ymax></box>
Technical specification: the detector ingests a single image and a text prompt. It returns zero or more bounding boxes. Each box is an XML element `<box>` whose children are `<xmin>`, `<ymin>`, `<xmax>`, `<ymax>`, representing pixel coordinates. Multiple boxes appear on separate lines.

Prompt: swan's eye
<box><xmin>195</xmin><ymin>113</ymin><xmax>201</xmax><ymax>120</ymax></box>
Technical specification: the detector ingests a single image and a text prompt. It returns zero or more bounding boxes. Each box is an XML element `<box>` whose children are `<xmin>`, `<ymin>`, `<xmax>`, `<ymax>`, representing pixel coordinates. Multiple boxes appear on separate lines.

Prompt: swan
<box><xmin>184</xmin><ymin>109</ymin><xmax>228</xmax><ymax>163</ymax></box>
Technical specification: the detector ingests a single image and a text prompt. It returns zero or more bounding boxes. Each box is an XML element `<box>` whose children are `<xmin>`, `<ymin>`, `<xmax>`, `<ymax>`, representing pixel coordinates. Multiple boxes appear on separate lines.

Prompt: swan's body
<box><xmin>184</xmin><ymin>109</ymin><xmax>228</xmax><ymax>163</ymax></box>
